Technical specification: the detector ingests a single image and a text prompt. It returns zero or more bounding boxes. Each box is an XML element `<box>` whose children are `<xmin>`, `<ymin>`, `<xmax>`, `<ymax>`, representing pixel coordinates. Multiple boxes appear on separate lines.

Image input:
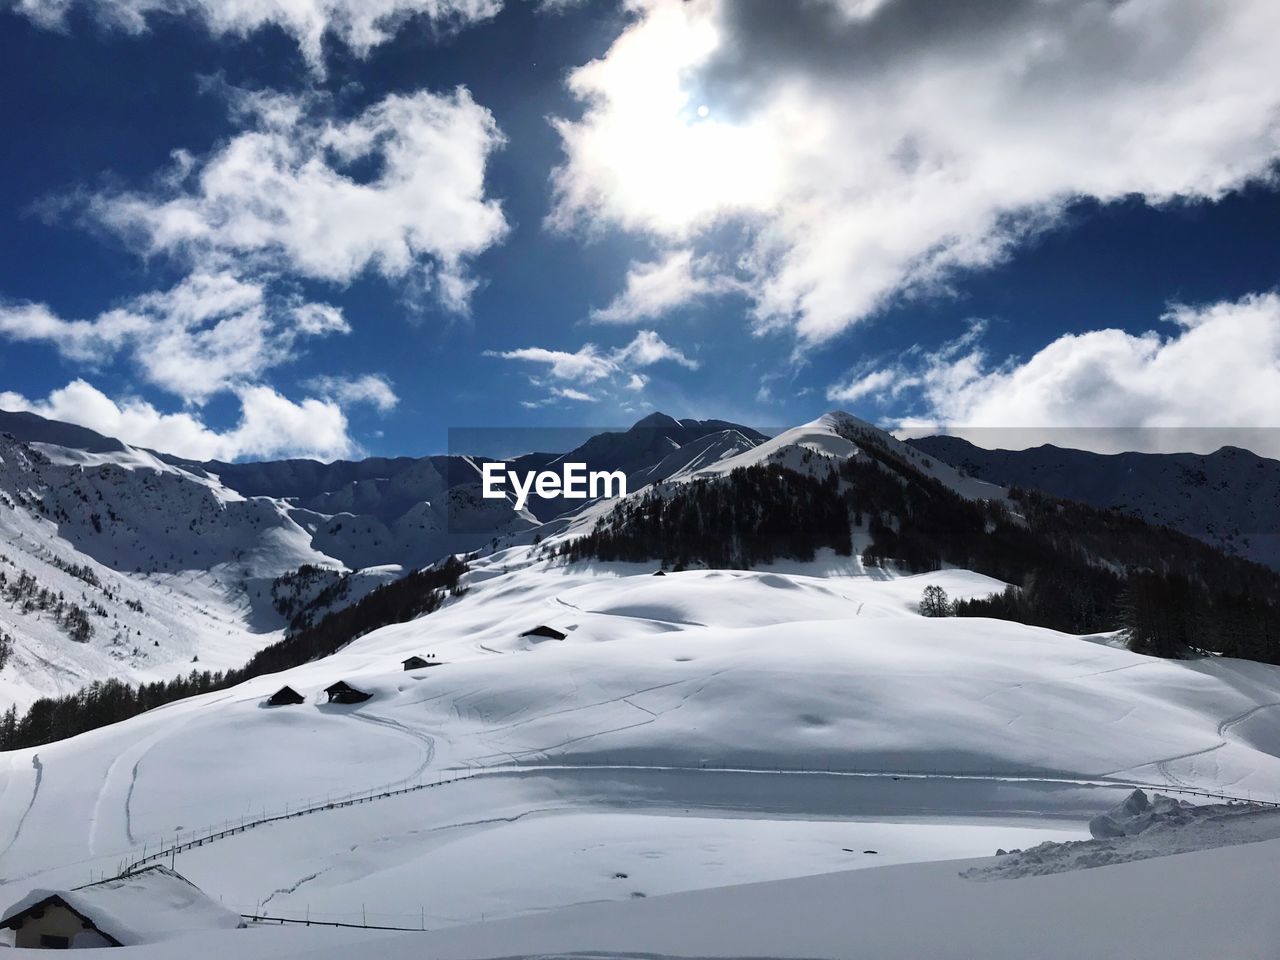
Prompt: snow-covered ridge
<box><xmin>685</xmin><ymin>412</ymin><xmax>1006</xmax><ymax>502</ymax></box>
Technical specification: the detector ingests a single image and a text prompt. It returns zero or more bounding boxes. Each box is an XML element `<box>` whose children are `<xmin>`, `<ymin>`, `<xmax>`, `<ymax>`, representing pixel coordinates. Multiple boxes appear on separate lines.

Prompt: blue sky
<box><xmin>1</xmin><ymin>0</ymin><xmax>1279</xmax><ymax>461</ymax></box>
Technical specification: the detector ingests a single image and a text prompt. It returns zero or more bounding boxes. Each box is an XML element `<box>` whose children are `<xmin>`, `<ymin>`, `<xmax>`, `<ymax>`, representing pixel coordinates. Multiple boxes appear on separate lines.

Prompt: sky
<box><xmin>1</xmin><ymin>0</ymin><xmax>1279</xmax><ymax>461</ymax></box>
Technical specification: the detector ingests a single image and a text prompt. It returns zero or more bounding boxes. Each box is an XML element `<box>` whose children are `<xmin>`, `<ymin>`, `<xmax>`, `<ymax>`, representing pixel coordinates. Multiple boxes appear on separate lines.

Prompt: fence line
<box><xmin>239</xmin><ymin>913</ymin><xmax>427</xmax><ymax>932</ymax></box>
<box><xmin>119</xmin><ymin>770</ymin><xmax>480</xmax><ymax>876</ymax></box>
<box><xmin>112</xmin><ymin>757</ymin><xmax>1280</xmax><ymax>884</ymax></box>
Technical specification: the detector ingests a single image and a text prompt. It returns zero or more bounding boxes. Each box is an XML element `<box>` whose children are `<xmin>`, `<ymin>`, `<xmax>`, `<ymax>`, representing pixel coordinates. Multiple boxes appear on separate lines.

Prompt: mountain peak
<box><xmin>818</xmin><ymin>410</ymin><xmax>884</xmax><ymax>435</ymax></box>
<box><xmin>630</xmin><ymin>412</ymin><xmax>682</xmax><ymax>431</ymax></box>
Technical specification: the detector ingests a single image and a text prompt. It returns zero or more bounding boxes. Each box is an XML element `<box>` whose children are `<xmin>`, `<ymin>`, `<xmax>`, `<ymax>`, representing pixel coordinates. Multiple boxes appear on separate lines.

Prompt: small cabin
<box><xmin>265</xmin><ymin>685</ymin><xmax>305</xmax><ymax>706</ymax></box>
<box><xmin>402</xmin><ymin>655</ymin><xmax>441</xmax><ymax>670</ymax></box>
<box><xmin>324</xmin><ymin>681</ymin><xmax>372</xmax><ymax>704</ymax></box>
<box><xmin>0</xmin><ymin>865</ymin><xmax>241</xmax><ymax>949</ymax></box>
<box><xmin>653</xmin><ymin>569</ymin><xmax>666</xmax><ymax>576</ymax></box>
<box><xmin>519</xmin><ymin>625</ymin><xmax>567</xmax><ymax>641</ymax></box>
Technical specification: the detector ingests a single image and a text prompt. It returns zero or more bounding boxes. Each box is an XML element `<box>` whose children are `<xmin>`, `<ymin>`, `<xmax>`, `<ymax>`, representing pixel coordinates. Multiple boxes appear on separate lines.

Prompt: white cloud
<box><xmin>0</xmin><ymin>379</ymin><xmax>357</xmax><ymax>461</ymax></box>
<box><xmin>304</xmin><ymin>373</ymin><xmax>399</xmax><ymax>412</ymax></box>
<box><xmin>0</xmin><ymin>272</ymin><xmax>347</xmax><ymax>405</ymax></box>
<box><xmin>553</xmin><ymin>387</ymin><xmax>595</xmax><ymax>402</ymax></box>
<box><xmin>486</xmin><ymin>343</ymin><xmax>616</xmax><ymax>382</ymax></box>
<box><xmin>490</xmin><ymin>329</ymin><xmax>697</xmax><ymax>379</ymax></box>
<box><xmin>488</xmin><ymin>329</ymin><xmax>697</xmax><ymax>406</ymax></box>
<box><xmin>590</xmin><ymin>248</ymin><xmax>740</xmax><ymax>324</ymax></box>
<box><xmin>612</xmin><ymin>329</ymin><xmax>699</xmax><ymax>370</ymax></box>
<box><xmin>552</xmin><ymin>0</ymin><xmax>1280</xmax><ymax>343</ymax></box>
<box><xmin>85</xmin><ymin>87</ymin><xmax>508</xmax><ymax>313</ymax></box>
<box><xmin>14</xmin><ymin>0</ymin><xmax>503</xmax><ymax>73</ymax></box>
<box><xmin>844</xmin><ymin>294</ymin><xmax>1280</xmax><ymax>454</ymax></box>
<box><xmin>826</xmin><ymin>368</ymin><xmax>898</xmax><ymax>405</ymax></box>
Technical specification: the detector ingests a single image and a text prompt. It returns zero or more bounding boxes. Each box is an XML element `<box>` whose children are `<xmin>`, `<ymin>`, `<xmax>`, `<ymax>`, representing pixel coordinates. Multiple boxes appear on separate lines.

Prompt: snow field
<box><xmin>4</xmin><ymin>551</ymin><xmax>1280</xmax><ymax>939</ymax></box>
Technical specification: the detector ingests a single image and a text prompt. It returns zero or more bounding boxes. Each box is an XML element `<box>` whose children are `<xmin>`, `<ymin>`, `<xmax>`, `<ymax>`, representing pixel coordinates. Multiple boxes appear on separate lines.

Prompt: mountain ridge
<box><xmin>908</xmin><ymin>434</ymin><xmax>1280</xmax><ymax>571</ymax></box>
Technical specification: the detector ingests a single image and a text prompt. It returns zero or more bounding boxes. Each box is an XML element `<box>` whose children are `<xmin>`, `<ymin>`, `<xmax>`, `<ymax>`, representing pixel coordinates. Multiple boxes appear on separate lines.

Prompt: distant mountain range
<box><xmin>908</xmin><ymin>436</ymin><xmax>1280</xmax><ymax>571</ymax></box>
<box><xmin>3</xmin><ymin>403</ymin><xmax>1279</xmax><ymax>711</ymax></box>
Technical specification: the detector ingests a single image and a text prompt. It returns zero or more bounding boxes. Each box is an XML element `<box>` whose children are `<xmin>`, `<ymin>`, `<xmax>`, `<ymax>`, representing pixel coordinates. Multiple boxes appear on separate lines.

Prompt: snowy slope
<box><xmin>304</xmin><ymin>833</ymin><xmax>1280</xmax><ymax>960</ymax></box>
<box><xmin>4</xmin><ymin>544</ymin><xmax>1280</xmax><ymax>940</ymax></box>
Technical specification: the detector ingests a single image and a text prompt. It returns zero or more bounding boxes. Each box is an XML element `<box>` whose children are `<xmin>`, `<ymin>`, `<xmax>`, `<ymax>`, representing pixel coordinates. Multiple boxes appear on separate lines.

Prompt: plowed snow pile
<box><xmin>964</xmin><ymin>788</ymin><xmax>1280</xmax><ymax>880</ymax></box>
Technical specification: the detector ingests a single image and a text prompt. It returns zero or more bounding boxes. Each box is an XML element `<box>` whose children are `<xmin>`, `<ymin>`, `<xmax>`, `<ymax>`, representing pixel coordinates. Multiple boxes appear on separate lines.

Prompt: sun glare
<box><xmin>573</xmin><ymin>3</ymin><xmax>781</xmax><ymax>233</ymax></box>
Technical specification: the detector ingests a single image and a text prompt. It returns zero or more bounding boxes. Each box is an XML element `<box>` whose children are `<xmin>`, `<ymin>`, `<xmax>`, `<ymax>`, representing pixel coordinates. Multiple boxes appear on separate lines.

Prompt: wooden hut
<box><xmin>518</xmin><ymin>625</ymin><xmax>567</xmax><ymax>641</ymax></box>
<box><xmin>324</xmin><ymin>680</ymin><xmax>372</xmax><ymax>704</ymax></box>
<box><xmin>402</xmin><ymin>655</ymin><xmax>441</xmax><ymax>670</ymax></box>
<box><xmin>265</xmin><ymin>685</ymin><xmax>305</xmax><ymax>706</ymax></box>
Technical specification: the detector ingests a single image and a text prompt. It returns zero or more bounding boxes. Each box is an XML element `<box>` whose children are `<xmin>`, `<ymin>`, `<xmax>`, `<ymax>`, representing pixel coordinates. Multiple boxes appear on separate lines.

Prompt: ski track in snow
<box><xmin>0</xmin><ymin>754</ymin><xmax>42</xmax><ymax>869</ymax></box>
<box><xmin>90</xmin><ymin>694</ymin><xmax>239</xmax><ymax>853</ymax></box>
<box><xmin>457</xmin><ymin>666</ymin><xmax>738</xmax><ymax>766</ymax></box>
<box><xmin>258</xmin><ymin>806</ymin><xmax>565</xmax><ymax>912</ymax></box>
<box><xmin>1108</xmin><ymin>700</ymin><xmax>1280</xmax><ymax>785</ymax></box>
<box><xmin>346</xmin><ymin>709</ymin><xmax>438</xmax><ymax>786</ymax></box>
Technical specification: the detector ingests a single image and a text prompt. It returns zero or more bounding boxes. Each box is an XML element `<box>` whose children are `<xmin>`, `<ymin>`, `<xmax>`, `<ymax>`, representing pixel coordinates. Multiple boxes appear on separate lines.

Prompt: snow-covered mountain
<box><xmin>908</xmin><ymin>435</ymin><xmax>1280</xmax><ymax>570</ymax></box>
<box><xmin>691</xmin><ymin>412</ymin><xmax>1005</xmax><ymax>500</ymax></box>
<box><xmin>0</xmin><ymin>428</ymin><xmax>322</xmax><ymax>709</ymax></box>
<box><xmin>184</xmin><ymin>413</ymin><xmax>767</xmax><ymax>526</ymax></box>
<box><xmin>0</xmin><ymin>414</ymin><xmax>515</xmax><ymax>708</ymax></box>
<box><xmin>0</xmin><ymin>410</ymin><xmax>764</xmax><ymax>708</ymax></box>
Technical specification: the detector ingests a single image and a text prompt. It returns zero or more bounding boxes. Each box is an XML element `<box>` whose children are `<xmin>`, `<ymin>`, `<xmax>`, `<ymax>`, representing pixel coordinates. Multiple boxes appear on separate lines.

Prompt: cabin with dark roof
<box><xmin>324</xmin><ymin>681</ymin><xmax>372</xmax><ymax>704</ymax></box>
<box><xmin>265</xmin><ymin>685</ymin><xmax>305</xmax><ymax>706</ymax></box>
<box><xmin>653</xmin><ymin>569</ymin><xmax>666</xmax><ymax>576</ymax></box>
<box><xmin>519</xmin><ymin>625</ymin><xmax>566</xmax><ymax>641</ymax></box>
<box><xmin>402</xmin><ymin>655</ymin><xmax>441</xmax><ymax>670</ymax></box>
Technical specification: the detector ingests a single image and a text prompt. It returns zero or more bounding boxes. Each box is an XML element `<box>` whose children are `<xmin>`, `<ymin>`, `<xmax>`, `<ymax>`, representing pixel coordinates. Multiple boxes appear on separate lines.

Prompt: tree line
<box><xmin>0</xmin><ymin>556</ymin><xmax>468</xmax><ymax>750</ymax></box>
<box><xmin>558</xmin><ymin>460</ymin><xmax>853</xmax><ymax>568</ymax></box>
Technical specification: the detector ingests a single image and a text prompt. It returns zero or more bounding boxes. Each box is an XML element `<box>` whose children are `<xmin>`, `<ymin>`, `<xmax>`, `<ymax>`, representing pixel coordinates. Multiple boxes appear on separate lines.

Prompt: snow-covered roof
<box><xmin>0</xmin><ymin>865</ymin><xmax>242</xmax><ymax>946</ymax></box>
